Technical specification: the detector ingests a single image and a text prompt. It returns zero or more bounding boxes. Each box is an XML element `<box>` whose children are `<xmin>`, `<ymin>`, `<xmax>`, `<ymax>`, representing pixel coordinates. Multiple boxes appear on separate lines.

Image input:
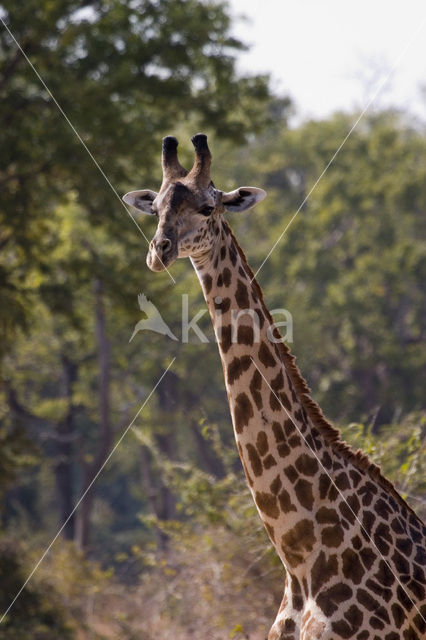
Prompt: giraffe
<box><xmin>123</xmin><ymin>134</ymin><xmax>426</xmax><ymax>639</ymax></box>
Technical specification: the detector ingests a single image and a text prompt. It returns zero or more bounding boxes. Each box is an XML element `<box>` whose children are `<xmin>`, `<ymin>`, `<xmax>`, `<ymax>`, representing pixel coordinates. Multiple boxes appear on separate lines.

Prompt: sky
<box><xmin>229</xmin><ymin>0</ymin><xmax>426</xmax><ymax>123</ymax></box>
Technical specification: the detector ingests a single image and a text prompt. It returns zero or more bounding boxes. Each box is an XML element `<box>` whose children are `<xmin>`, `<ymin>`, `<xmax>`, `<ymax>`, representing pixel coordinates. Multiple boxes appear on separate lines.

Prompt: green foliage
<box><xmin>0</xmin><ymin>1</ymin><xmax>425</xmax><ymax>634</ymax></box>
<box><xmin>2</xmin><ymin>411</ymin><xmax>423</xmax><ymax>640</ymax></box>
<box><xmin>0</xmin><ymin>424</ymin><xmax>39</xmax><ymax>505</ymax></box>
<box><xmin>0</xmin><ymin>0</ymin><xmax>271</xmax><ymax>352</ymax></box>
<box><xmin>0</xmin><ymin>1</ymin><xmax>272</xmax><ymax>631</ymax></box>
<box><xmin>0</xmin><ymin>541</ymin><xmax>75</xmax><ymax>640</ymax></box>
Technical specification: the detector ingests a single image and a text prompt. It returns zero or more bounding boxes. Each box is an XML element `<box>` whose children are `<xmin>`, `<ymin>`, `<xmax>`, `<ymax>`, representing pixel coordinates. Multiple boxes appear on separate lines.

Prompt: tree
<box><xmin>0</xmin><ymin>0</ymin><xmax>272</xmax><ymax>549</ymax></box>
<box><xmin>0</xmin><ymin>0</ymin><xmax>271</xmax><ymax>351</ymax></box>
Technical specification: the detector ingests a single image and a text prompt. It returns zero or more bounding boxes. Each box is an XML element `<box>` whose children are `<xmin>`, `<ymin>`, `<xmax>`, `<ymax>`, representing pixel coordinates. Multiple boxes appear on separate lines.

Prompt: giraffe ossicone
<box><xmin>124</xmin><ymin>134</ymin><xmax>426</xmax><ymax>640</ymax></box>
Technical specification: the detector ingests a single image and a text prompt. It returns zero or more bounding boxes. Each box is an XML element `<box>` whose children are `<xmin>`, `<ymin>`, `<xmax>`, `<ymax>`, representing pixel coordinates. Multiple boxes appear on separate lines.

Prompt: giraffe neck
<box><xmin>192</xmin><ymin>219</ymin><xmax>330</xmax><ymax>572</ymax></box>
<box><xmin>191</xmin><ymin>218</ymin><xmax>426</xmax><ymax>635</ymax></box>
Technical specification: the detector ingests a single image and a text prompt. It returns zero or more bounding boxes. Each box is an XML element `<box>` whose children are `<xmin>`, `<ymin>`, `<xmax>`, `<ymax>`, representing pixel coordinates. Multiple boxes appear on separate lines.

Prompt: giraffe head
<box><xmin>123</xmin><ymin>134</ymin><xmax>266</xmax><ymax>271</ymax></box>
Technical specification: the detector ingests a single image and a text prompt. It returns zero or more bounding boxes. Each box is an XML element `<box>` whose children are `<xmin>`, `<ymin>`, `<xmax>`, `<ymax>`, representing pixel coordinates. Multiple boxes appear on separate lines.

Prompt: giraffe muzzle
<box><xmin>147</xmin><ymin>235</ymin><xmax>178</xmax><ymax>272</ymax></box>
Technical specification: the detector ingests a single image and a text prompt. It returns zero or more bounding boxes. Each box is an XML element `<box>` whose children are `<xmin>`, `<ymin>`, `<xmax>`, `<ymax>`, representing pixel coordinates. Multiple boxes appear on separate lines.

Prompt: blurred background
<box><xmin>0</xmin><ymin>1</ymin><xmax>425</xmax><ymax>638</ymax></box>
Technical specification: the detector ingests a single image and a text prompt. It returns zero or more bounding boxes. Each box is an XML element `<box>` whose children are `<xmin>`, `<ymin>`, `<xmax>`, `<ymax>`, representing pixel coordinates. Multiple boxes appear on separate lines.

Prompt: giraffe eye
<box><xmin>199</xmin><ymin>205</ymin><xmax>214</xmax><ymax>216</ymax></box>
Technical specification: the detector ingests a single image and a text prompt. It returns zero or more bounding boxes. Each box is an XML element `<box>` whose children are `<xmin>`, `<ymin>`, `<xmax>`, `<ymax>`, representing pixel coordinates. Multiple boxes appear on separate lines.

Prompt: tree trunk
<box><xmin>54</xmin><ymin>356</ymin><xmax>78</xmax><ymax>540</ymax></box>
<box><xmin>76</xmin><ymin>277</ymin><xmax>112</xmax><ymax>550</ymax></box>
<box><xmin>155</xmin><ymin>371</ymin><xmax>178</xmax><ymax>526</ymax></box>
<box><xmin>155</xmin><ymin>431</ymin><xmax>176</xmax><ymax>524</ymax></box>
<box><xmin>190</xmin><ymin>419</ymin><xmax>225</xmax><ymax>478</ymax></box>
<box><xmin>138</xmin><ymin>371</ymin><xmax>179</xmax><ymax>551</ymax></box>
<box><xmin>139</xmin><ymin>444</ymin><xmax>169</xmax><ymax>551</ymax></box>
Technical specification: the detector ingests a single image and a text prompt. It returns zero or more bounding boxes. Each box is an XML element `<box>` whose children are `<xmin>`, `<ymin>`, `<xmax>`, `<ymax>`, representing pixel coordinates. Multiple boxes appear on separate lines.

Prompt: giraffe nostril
<box><xmin>155</xmin><ymin>237</ymin><xmax>172</xmax><ymax>254</ymax></box>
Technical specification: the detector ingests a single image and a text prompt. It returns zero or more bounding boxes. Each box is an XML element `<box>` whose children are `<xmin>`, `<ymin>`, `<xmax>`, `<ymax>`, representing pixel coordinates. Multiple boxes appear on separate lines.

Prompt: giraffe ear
<box><xmin>122</xmin><ymin>190</ymin><xmax>158</xmax><ymax>214</ymax></box>
<box><xmin>222</xmin><ymin>187</ymin><xmax>266</xmax><ymax>213</ymax></box>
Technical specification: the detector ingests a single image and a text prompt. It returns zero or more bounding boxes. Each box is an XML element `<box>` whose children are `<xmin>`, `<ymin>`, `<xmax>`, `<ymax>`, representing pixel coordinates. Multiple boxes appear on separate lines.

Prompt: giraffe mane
<box><xmin>224</xmin><ymin>220</ymin><xmax>423</xmax><ymax>523</ymax></box>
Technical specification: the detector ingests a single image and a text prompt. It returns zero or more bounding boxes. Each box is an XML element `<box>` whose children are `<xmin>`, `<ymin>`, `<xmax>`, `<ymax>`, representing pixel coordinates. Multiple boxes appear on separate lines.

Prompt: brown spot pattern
<box><xmin>281</xmin><ymin>519</ymin><xmax>315</xmax><ymax>568</ymax></box>
<box><xmin>319</xmin><ymin>473</ymin><xmax>331</xmax><ymax>500</ymax></box>
<box><xmin>229</xmin><ymin>243</ymin><xmax>237</xmax><ymax>266</ymax></box>
<box><xmin>317</xmin><ymin>583</ymin><xmax>353</xmax><ymax>616</ymax></box>
<box><xmin>288</xmin><ymin>434</ymin><xmax>302</xmax><ymax>448</ymax></box>
<box><xmin>235</xmin><ymin>279</ymin><xmax>249</xmax><ymax>308</ymax></box>
<box><xmin>227</xmin><ymin>355</ymin><xmax>251</xmax><ymax>385</ymax></box>
<box><xmin>263</xmin><ymin>454</ymin><xmax>277</xmax><ymax>469</ymax></box>
<box><xmin>234</xmin><ymin>392</ymin><xmax>253</xmax><ymax>433</ymax></box>
<box><xmin>284</xmin><ymin>465</ymin><xmax>298</xmax><ymax>483</ymax></box>
<box><xmin>246</xmin><ymin>443</ymin><xmax>262</xmax><ymax>476</ymax></box>
<box><xmin>255</xmin><ymin>308</ymin><xmax>265</xmax><ymax>329</ymax></box>
<box><xmin>342</xmin><ymin>548</ymin><xmax>365</xmax><ymax>584</ymax></box>
<box><xmin>220</xmin><ymin>325</ymin><xmax>232</xmax><ymax>353</ymax></box>
<box><xmin>278</xmin><ymin>489</ymin><xmax>297</xmax><ymax>513</ymax></box>
<box><xmin>222</xmin><ymin>267</ymin><xmax>231</xmax><ymax>287</ymax></box>
<box><xmin>278</xmin><ymin>442</ymin><xmax>291</xmax><ymax>458</ymax></box>
<box><xmin>202</xmin><ymin>274</ymin><xmax>212</xmax><ymax>294</ymax></box>
<box><xmin>295</xmin><ymin>453</ymin><xmax>319</xmax><ymax>476</ymax></box>
<box><xmin>270</xmin><ymin>475</ymin><xmax>282</xmax><ymax>495</ymax></box>
<box><xmin>291</xmin><ymin>575</ymin><xmax>304</xmax><ymax>611</ymax></box>
<box><xmin>283</xmin><ymin>419</ymin><xmax>293</xmax><ymax>436</ymax></box>
<box><xmin>360</xmin><ymin>546</ymin><xmax>377</xmax><ymax>570</ymax></box>
<box><xmin>249</xmin><ymin>369</ymin><xmax>263</xmax><ymax>410</ymax></box>
<box><xmin>336</xmin><ymin>472</ymin><xmax>351</xmax><ymax>491</ymax></box>
<box><xmin>258</xmin><ymin>342</ymin><xmax>276</xmax><ymax>368</ymax></box>
<box><xmin>322</xmin><ymin>523</ymin><xmax>344</xmax><ymax>547</ymax></box>
<box><xmin>256</xmin><ymin>431</ymin><xmax>269</xmax><ymax>456</ymax></box>
<box><xmin>271</xmin><ymin>369</ymin><xmax>284</xmax><ymax>392</ymax></box>
<box><xmin>317</xmin><ymin>506</ymin><xmax>340</xmax><ymax>524</ymax></box>
<box><xmin>214</xmin><ymin>297</ymin><xmax>230</xmax><ymax>313</ymax></box>
<box><xmin>270</xmin><ymin>390</ymin><xmax>281</xmax><ymax>412</ymax></box>
<box><xmin>295</xmin><ymin>478</ymin><xmax>314</xmax><ymax>510</ymax></box>
<box><xmin>331</xmin><ymin>605</ymin><xmax>363</xmax><ymax>637</ymax></box>
<box><xmin>311</xmin><ymin>551</ymin><xmax>338</xmax><ymax>596</ymax></box>
<box><xmin>255</xmin><ymin>491</ymin><xmax>279</xmax><ymax>519</ymax></box>
<box><xmin>279</xmin><ymin>392</ymin><xmax>292</xmax><ymax>411</ymax></box>
<box><xmin>272</xmin><ymin>421</ymin><xmax>285</xmax><ymax>443</ymax></box>
<box><xmin>237</xmin><ymin>324</ymin><xmax>254</xmax><ymax>346</ymax></box>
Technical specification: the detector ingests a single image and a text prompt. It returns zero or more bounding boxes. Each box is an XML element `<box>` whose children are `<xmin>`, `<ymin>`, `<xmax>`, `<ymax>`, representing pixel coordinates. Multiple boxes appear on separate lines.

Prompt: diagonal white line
<box><xmin>252</xmin><ymin>15</ymin><xmax>426</xmax><ymax>282</ymax></box>
<box><xmin>250</xmin><ymin>357</ymin><xmax>426</xmax><ymax>624</ymax></box>
<box><xmin>0</xmin><ymin>16</ymin><xmax>176</xmax><ymax>285</ymax></box>
<box><xmin>0</xmin><ymin>357</ymin><xmax>176</xmax><ymax>625</ymax></box>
